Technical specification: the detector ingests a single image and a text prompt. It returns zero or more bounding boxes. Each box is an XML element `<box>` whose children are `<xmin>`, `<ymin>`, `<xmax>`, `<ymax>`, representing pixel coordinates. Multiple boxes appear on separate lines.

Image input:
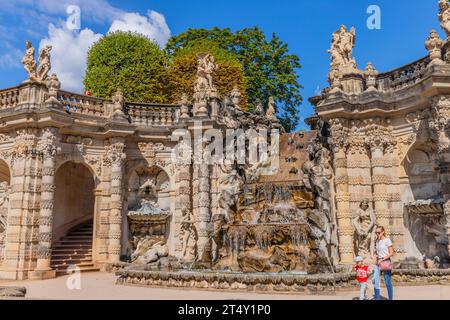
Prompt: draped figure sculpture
<box><xmin>352</xmin><ymin>199</ymin><xmax>377</xmax><ymax>259</ymax></box>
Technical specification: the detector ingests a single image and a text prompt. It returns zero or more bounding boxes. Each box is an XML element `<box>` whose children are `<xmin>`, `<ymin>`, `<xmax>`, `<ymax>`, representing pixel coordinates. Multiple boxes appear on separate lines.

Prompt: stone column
<box><xmin>174</xmin><ymin>163</ymin><xmax>192</xmax><ymax>258</ymax></box>
<box><xmin>370</xmin><ymin>143</ymin><xmax>388</xmax><ymax>227</ymax></box>
<box><xmin>1</xmin><ymin>129</ymin><xmax>39</xmax><ymax>280</ymax></box>
<box><xmin>384</xmin><ymin>142</ymin><xmax>406</xmax><ymax>260</ymax></box>
<box><xmin>104</xmin><ymin>138</ymin><xmax>126</xmax><ymax>262</ymax></box>
<box><xmin>328</xmin><ymin>118</ymin><xmax>354</xmax><ymax>264</ymax></box>
<box><xmin>31</xmin><ymin>128</ymin><xmax>58</xmax><ymax>279</ymax></box>
<box><xmin>192</xmin><ymin>163</ymin><xmax>211</xmax><ymax>262</ymax></box>
<box><xmin>333</xmin><ymin>147</ymin><xmax>353</xmax><ymax>263</ymax></box>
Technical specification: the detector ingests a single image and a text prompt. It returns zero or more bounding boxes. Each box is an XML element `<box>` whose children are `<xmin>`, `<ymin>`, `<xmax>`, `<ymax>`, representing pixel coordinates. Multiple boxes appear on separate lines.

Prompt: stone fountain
<box><xmin>210</xmin><ymin>121</ymin><xmax>338</xmax><ymax>275</ymax></box>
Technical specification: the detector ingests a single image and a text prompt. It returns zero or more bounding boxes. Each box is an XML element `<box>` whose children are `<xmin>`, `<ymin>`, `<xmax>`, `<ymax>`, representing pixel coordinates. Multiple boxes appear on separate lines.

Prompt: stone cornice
<box><xmin>314</xmin><ymin>64</ymin><xmax>450</xmax><ymax>120</ymax></box>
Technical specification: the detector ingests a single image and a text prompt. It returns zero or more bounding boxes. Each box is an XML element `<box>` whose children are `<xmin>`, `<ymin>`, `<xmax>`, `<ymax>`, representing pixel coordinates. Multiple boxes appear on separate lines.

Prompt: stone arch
<box><xmin>404</xmin><ymin>146</ymin><xmax>440</xmax><ymax>201</ymax></box>
<box><xmin>403</xmin><ymin>144</ymin><xmax>448</xmax><ymax>264</ymax></box>
<box><xmin>126</xmin><ymin>163</ymin><xmax>172</xmax><ymax>211</ymax></box>
<box><xmin>121</xmin><ymin>161</ymin><xmax>174</xmax><ymax>258</ymax></box>
<box><xmin>52</xmin><ymin>161</ymin><xmax>96</xmax><ymax>242</ymax></box>
<box><xmin>55</xmin><ymin>157</ymin><xmax>101</xmax><ymax>186</ymax></box>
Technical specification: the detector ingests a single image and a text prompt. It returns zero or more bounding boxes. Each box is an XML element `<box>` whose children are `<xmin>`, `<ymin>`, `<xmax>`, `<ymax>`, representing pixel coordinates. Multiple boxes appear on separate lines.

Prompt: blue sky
<box><xmin>0</xmin><ymin>0</ymin><xmax>441</xmax><ymax>130</ymax></box>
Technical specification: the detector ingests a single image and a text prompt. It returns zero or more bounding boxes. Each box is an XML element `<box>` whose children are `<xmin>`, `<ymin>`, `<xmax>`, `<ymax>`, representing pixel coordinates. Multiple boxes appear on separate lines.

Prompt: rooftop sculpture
<box><xmin>22</xmin><ymin>41</ymin><xmax>52</xmax><ymax>83</ymax></box>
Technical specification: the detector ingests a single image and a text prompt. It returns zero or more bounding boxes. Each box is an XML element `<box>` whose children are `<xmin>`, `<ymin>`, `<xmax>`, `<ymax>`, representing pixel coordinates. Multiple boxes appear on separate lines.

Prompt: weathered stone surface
<box><xmin>0</xmin><ymin>286</ymin><xmax>26</xmax><ymax>298</ymax></box>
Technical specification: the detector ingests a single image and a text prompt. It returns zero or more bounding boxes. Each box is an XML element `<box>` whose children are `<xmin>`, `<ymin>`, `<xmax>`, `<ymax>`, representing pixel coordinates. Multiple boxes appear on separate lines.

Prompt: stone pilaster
<box><xmin>104</xmin><ymin>138</ymin><xmax>126</xmax><ymax>262</ymax></box>
<box><xmin>192</xmin><ymin>163</ymin><xmax>211</xmax><ymax>262</ymax></box>
<box><xmin>30</xmin><ymin>128</ymin><xmax>58</xmax><ymax>279</ymax></box>
<box><xmin>1</xmin><ymin>129</ymin><xmax>40</xmax><ymax>279</ymax></box>
<box><xmin>329</xmin><ymin>119</ymin><xmax>354</xmax><ymax>263</ymax></box>
<box><xmin>367</xmin><ymin>120</ymin><xmax>405</xmax><ymax>260</ymax></box>
<box><xmin>333</xmin><ymin>147</ymin><xmax>352</xmax><ymax>263</ymax></box>
<box><xmin>174</xmin><ymin>164</ymin><xmax>192</xmax><ymax>257</ymax></box>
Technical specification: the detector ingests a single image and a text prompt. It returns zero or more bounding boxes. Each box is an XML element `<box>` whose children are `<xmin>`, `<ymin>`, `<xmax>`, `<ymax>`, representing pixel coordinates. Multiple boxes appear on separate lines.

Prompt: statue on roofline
<box><xmin>22</xmin><ymin>40</ymin><xmax>54</xmax><ymax>83</ymax></box>
<box><xmin>439</xmin><ymin>0</ymin><xmax>450</xmax><ymax>38</ymax></box>
<box><xmin>22</xmin><ymin>40</ymin><xmax>37</xmax><ymax>81</ymax></box>
<box><xmin>327</xmin><ymin>25</ymin><xmax>359</xmax><ymax>86</ymax></box>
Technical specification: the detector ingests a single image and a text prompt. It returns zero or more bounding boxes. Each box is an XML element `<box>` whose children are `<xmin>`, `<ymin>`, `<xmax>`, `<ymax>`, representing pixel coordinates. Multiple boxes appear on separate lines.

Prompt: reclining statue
<box><xmin>130</xmin><ymin>237</ymin><xmax>169</xmax><ymax>265</ymax></box>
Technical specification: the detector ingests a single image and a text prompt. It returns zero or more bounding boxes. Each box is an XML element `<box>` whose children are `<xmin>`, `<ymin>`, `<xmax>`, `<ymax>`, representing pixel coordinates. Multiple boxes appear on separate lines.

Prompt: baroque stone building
<box><xmin>310</xmin><ymin>3</ymin><xmax>450</xmax><ymax>267</ymax></box>
<box><xmin>0</xmin><ymin>47</ymin><xmax>282</xmax><ymax>280</ymax></box>
<box><xmin>2</xmin><ymin>1</ymin><xmax>450</xmax><ymax>283</ymax></box>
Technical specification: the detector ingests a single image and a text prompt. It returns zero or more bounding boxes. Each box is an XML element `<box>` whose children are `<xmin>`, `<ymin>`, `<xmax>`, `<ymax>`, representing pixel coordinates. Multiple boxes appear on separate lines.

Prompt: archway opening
<box><xmin>53</xmin><ymin>162</ymin><xmax>95</xmax><ymax>242</ymax></box>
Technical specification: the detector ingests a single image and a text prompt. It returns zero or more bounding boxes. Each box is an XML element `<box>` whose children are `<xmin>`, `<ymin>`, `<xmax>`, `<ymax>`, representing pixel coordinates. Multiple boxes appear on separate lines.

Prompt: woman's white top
<box><xmin>376</xmin><ymin>238</ymin><xmax>393</xmax><ymax>259</ymax></box>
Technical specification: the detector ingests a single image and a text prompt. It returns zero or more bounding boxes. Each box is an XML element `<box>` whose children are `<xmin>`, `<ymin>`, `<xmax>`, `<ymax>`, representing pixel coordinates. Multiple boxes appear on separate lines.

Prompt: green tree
<box><xmin>167</xmin><ymin>40</ymin><xmax>247</xmax><ymax>109</ymax></box>
<box><xmin>84</xmin><ymin>31</ymin><xmax>170</xmax><ymax>103</ymax></box>
<box><xmin>166</xmin><ymin>27</ymin><xmax>303</xmax><ymax>132</ymax></box>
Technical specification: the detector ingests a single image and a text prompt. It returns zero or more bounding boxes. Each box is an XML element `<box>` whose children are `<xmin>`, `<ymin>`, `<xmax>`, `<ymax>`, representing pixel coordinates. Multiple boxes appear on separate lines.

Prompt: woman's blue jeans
<box><xmin>373</xmin><ymin>264</ymin><xmax>393</xmax><ymax>300</ymax></box>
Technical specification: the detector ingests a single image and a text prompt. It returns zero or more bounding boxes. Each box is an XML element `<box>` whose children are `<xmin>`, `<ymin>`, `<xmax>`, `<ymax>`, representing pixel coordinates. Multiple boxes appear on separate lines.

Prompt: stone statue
<box><xmin>111</xmin><ymin>88</ymin><xmax>127</xmax><ymax>120</ymax></box>
<box><xmin>179</xmin><ymin>207</ymin><xmax>197</xmax><ymax>261</ymax></box>
<box><xmin>37</xmin><ymin>45</ymin><xmax>52</xmax><ymax>81</ymax></box>
<box><xmin>302</xmin><ymin>143</ymin><xmax>333</xmax><ymax>219</ymax></box>
<box><xmin>425</xmin><ymin>30</ymin><xmax>445</xmax><ymax>65</ymax></box>
<box><xmin>364</xmin><ymin>62</ymin><xmax>379</xmax><ymax>91</ymax></box>
<box><xmin>218</xmin><ymin>97</ymin><xmax>241</xmax><ymax>129</ymax></box>
<box><xmin>352</xmin><ymin>199</ymin><xmax>376</xmax><ymax>259</ymax></box>
<box><xmin>230</xmin><ymin>86</ymin><xmax>241</xmax><ymax>110</ymax></box>
<box><xmin>211</xmin><ymin>214</ymin><xmax>227</xmax><ymax>262</ymax></box>
<box><xmin>266</xmin><ymin>97</ymin><xmax>278</xmax><ymax>122</ymax></box>
<box><xmin>22</xmin><ymin>40</ymin><xmax>37</xmax><ymax>81</ymax></box>
<box><xmin>327</xmin><ymin>25</ymin><xmax>358</xmax><ymax>85</ymax></box>
<box><xmin>217</xmin><ymin>164</ymin><xmax>243</xmax><ymax>223</ymax></box>
<box><xmin>195</xmin><ymin>53</ymin><xmax>217</xmax><ymax>92</ymax></box>
<box><xmin>130</xmin><ymin>237</ymin><xmax>169</xmax><ymax>264</ymax></box>
<box><xmin>439</xmin><ymin>0</ymin><xmax>450</xmax><ymax>38</ymax></box>
<box><xmin>254</xmin><ymin>99</ymin><xmax>264</xmax><ymax>116</ymax></box>
<box><xmin>0</xmin><ymin>182</ymin><xmax>10</xmax><ymax>262</ymax></box>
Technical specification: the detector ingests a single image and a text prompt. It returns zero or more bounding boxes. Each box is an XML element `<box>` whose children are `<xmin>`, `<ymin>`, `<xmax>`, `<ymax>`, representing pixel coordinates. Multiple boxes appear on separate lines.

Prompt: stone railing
<box><xmin>57</xmin><ymin>90</ymin><xmax>106</xmax><ymax>117</ymax></box>
<box><xmin>125</xmin><ymin>102</ymin><xmax>180</xmax><ymax>126</ymax></box>
<box><xmin>0</xmin><ymin>87</ymin><xmax>20</xmax><ymax>110</ymax></box>
<box><xmin>376</xmin><ymin>56</ymin><xmax>431</xmax><ymax>92</ymax></box>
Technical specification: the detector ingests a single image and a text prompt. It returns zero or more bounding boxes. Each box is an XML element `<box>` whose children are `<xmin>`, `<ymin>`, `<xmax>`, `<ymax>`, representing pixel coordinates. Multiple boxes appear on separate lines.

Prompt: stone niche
<box><xmin>124</xmin><ymin>166</ymin><xmax>172</xmax><ymax>262</ymax></box>
<box><xmin>403</xmin><ymin>146</ymin><xmax>449</xmax><ymax>267</ymax></box>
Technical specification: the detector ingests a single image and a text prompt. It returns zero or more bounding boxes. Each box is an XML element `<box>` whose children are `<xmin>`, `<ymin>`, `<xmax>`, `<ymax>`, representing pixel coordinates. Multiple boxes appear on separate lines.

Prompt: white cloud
<box><xmin>108</xmin><ymin>10</ymin><xmax>171</xmax><ymax>46</ymax></box>
<box><xmin>1</xmin><ymin>1</ymin><xmax>172</xmax><ymax>93</ymax></box>
<box><xmin>40</xmin><ymin>24</ymin><xmax>102</xmax><ymax>93</ymax></box>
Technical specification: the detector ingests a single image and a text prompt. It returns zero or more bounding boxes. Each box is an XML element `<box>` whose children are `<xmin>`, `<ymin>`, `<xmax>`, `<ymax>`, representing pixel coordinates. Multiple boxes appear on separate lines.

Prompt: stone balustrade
<box><xmin>0</xmin><ymin>87</ymin><xmax>20</xmax><ymax>110</ymax></box>
<box><xmin>375</xmin><ymin>56</ymin><xmax>431</xmax><ymax>92</ymax></box>
<box><xmin>57</xmin><ymin>90</ymin><xmax>106</xmax><ymax>117</ymax></box>
<box><xmin>125</xmin><ymin>102</ymin><xmax>180</xmax><ymax>126</ymax></box>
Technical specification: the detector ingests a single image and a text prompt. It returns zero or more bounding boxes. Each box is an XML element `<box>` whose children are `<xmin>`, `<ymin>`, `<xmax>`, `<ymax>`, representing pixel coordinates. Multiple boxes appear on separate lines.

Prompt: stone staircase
<box><xmin>50</xmin><ymin>222</ymin><xmax>99</xmax><ymax>277</ymax></box>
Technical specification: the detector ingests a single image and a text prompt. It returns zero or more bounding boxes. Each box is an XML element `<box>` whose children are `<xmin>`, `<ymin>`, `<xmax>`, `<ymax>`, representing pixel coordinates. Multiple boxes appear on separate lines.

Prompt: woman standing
<box><xmin>372</xmin><ymin>226</ymin><xmax>394</xmax><ymax>300</ymax></box>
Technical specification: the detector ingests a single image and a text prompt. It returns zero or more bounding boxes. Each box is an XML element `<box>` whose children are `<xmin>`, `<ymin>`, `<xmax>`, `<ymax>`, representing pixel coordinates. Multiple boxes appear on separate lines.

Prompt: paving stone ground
<box><xmin>0</xmin><ymin>272</ymin><xmax>449</xmax><ymax>300</ymax></box>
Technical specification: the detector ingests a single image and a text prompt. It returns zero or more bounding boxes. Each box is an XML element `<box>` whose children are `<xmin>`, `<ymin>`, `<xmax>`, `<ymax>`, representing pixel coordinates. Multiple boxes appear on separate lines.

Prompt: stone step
<box><xmin>55</xmin><ymin>239</ymin><xmax>93</xmax><ymax>245</ymax></box>
<box><xmin>53</xmin><ymin>243</ymin><xmax>92</xmax><ymax>249</ymax></box>
<box><xmin>51</xmin><ymin>257</ymin><xmax>93</xmax><ymax>265</ymax></box>
<box><xmin>50</xmin><ymin>254</ymin><xmax>92</xmax><ymax>263</ymax></box>
<box><xmin>56</xmin><ymin>267</ymin><xmax>100</xmax><ymax>276</ymax></box>
<box><xmin>51</xmin><ymin>221</ymin><xmax>95</xmax><ymax>278</ymax></box>
<box><xmin>51</xmin><ymin>248</ymin><xmax>92</xmax><ymax>255</ymax></box>
<box><xmin>52</xmin><ymin>262</ymin><xmax>95</xmax><ymax>270</ymax></box>
<box><xmin>62</xmin><ymin>234</ymin><xmax>92</xmax><ymax>240</ymax></box>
